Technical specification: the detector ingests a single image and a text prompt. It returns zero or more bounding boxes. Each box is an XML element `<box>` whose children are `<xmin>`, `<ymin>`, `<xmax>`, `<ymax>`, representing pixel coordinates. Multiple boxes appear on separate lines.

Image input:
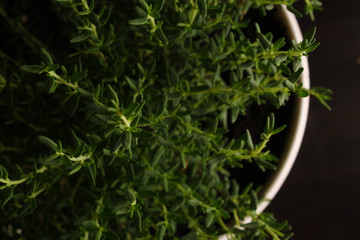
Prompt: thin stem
<box><xmin>28</xmin><ymin>184</ymin><xmax>50</xmax><ymax>199</ymax></box>
<box><xmin>69</xmin><ymin>153</ymin><xmax>92</xmax><ymax>163</ymax></box>
<box><xmin>216</xmin><ymin>216</ymin><xmax>230</xmax><ymax>231</ymax></box>
<box><xmin>0</xmin><ymin>165</ymin><xmax>47</xmax><ymax>187</ymax></box>
<box><xmin>119</xmin><ymin>114</ymin><xmax>131</xmax><ymax>128</ymax></box>
<box><xmin>49</xmin><ymin>71</ymin><xmax>78</xmax><ymax>89</ymax></box>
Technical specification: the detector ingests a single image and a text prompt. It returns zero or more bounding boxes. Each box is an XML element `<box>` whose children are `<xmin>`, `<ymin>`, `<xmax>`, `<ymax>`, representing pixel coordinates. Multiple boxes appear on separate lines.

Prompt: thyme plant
<box><xmin>0</xmin><ymin>0</ymin><xmax>330</xmax><ymax>239</ymax></box>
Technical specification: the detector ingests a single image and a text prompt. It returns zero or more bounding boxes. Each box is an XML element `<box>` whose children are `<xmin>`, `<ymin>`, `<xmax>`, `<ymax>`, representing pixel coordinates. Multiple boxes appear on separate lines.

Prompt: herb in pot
<box><xmin>0</xmin><ymin>0</ymin><xmax>330</xmax><ymax>239</ymax></box>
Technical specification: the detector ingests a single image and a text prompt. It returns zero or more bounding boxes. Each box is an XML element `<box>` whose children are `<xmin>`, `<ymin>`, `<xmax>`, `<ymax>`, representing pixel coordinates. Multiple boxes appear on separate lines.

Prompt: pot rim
<box><xmin>256</xmin><ymin>6</ymin><xmax>310</xmax><ymax>213</ymax></box>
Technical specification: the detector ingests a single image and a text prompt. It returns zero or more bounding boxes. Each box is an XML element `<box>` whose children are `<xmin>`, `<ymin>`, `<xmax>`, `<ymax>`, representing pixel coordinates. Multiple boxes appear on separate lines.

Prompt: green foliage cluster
<box><xmin>0</xmin><ymin>0</ymin><xmax>329</xmax><ymax>239</ymax></box>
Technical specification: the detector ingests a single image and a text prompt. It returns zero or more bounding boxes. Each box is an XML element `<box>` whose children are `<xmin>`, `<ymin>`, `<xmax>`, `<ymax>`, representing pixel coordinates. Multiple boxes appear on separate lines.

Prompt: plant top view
<box><xmin>0</xmin><ymin>0</ymin><xmax>330</xmax><ymax>239</ymax></box>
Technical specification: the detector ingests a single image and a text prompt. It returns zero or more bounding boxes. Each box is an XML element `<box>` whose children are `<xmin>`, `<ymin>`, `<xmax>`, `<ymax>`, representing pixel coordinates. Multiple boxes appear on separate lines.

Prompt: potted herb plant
<box><xmin>0</xmin><ymin>0</ymin><xmax>330</xmax><ymax>239</ymax></box>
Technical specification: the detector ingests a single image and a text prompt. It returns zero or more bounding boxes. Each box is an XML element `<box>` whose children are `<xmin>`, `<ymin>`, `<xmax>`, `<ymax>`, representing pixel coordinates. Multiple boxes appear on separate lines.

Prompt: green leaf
<box><xmin>77</xmin><ymin>87</ymin><xmax>93</xmax><ymax>98</ymax></box>
<box><xmin>152</xmin><ymin>146</ymin><xmax>165</xmax><ymax>167</ymax></box>
<box><xmin>255</xmin><ymin>158</ymin><xmax>276</xmax><ymax>171</ymax></box>
<box><xmin>274</xmin><ymin>54</ymin><xmax>287</xmax><ymax>65</ymax></box>
<box><xmin>269</xmin><ymin>112</ymin><xmax>275</xmax><ymax>130</ymax></box>
<box><xmin>286</xmin><ymin>5</ymin><xmax>303</xmax><ymax>18</ymax></box>
<box><xmin>163</xmin><ymin>175</ymin><xmax>169</xmax><ymax>192</ymax></box>
<box><xmin>190</xmin><ymin>85</ymin><xmax>209</xmax><ymax>92</ymax></box>
<box><xmin>40</xmin><ymin>48</ymin><xmax>53</xmax><ymax>65</ymax></box>
<box><xmin>210</xmin><ymin>140</ymin><xmax>220</xmax><ymax>152</ymax></box>
<box><xmin>0</xmin><ymin>165</ymin><xmax>9</xmax><ymax>179</ymax></box>
<box><xmin>303</xmin><ymin>27</ymin><xmax>317</xmax><ymax>46</ymax></box>
<box><xmin>149</xmin><ymin>10</ymin><xmax>161</xmax><ymax>19</ymax></box>
<box><xmin>104</xmin><ymin>228</ymin><xmax>120</xmax><ymax>240</ymax></box>
<box><xmin>111</xmin><ymin>138</ymin><xmax>123</xmax><ymax>153</ymax></box>
<box><xmin>310</xmin><ymin>87</ymin><xmax>332</xmax><ymax>110</ymax></box>
<box><xmin>47</xmin><ymin>77</ymin><xmax>58</xmax><ymax>93</ymax></box>
<box><xmin>216</xmin><ymin>209</ymin><xmax>230</xmax><ymax>219</ymax></box>
<box><xmin>246</xmin><ymin>130</ymin><xmax>254</xmax><ymax>150</ymax></box>
<box><xmin>69</xmin><ymin>164</ymin><xmax>82</xmax><ymax>175</ymax></box>
<box><xmin>242</xmin><ymin>222</ymin><xmax>260</xmax><ymax>229</ymax></box>
<box><xmin>209</xmin><ymin>117</ymin><xmax>218</xmax><ymax>133</ymax></box>
<box><xmin>114</xmin><ymin>207</ymin><xmax>130</xmax><ymax>215</ymax></box>
<box><xmin>311</xmin><ymin>87</ymin><xmax>333</xmax><ymax>98</ymax></box>
<box><xmin>155</xmin><ymin>28</ymin><xmax>168</xmax><ymax>45</ymax></box>
<box><xmin>133</xmin><ymin>209</ymin><xmax>142</xmax><ymax>231</ymax></box>
<box><xmin>0</xmin><ymin>74</ymin><xmax>7</xmax><ymax>93</ymax></box>
<box><xmin>95</xmin><ymin>229</ymin><xmax>102</xmax><ymax>240</ymax></box>
<box><xmin>70</xmin><ymin>32</ymin><xmax>92</xmax><ymax>43</ymax></box>
<box><xmin>129</xmin><ymin>17</ymin><xmax>149</xmax><ymax>26</ymax></box>
<box><xmin>89</xmin><ymin>12</ymin><xmax>99</xmax><ymax>27</ymax></box>
<box><xmin>205</xmin><ymin>213</ymin><xmax>215</xmax><ymax>228</ymax></box>
<box><xmin>107</xmin><ymin>84</ymin><xmax>119</xmax><ymax>106</ymax></box>
<box><xmin>122</xmin><ymin>131</ymin><xmax>132</xmax><ymax>149</ymax></box>
<box><xmin>69</xmin><ymin>71</ymin><xmax>87</xmax><ymax>82</ymax></box>
<box><xmin>132</xmin><ymin>130</ymin><xmax>154</xmax><ymax>138</ymax></box>
<box><xmin>2</xmin><ymin>187</ymin><xmax>14</xmax><ymax>206</ymax></box>
<box><xmin>86</xmin><ymin>165</ymin><xmax>96</xmax><ymax>186</ymax></box>
<box><xmin>272</xmin><ymin>124</ymin><xmax>286</xmax><ymax>135</ymax></box>
<box><xmin>170</xmin><ymin>198</ymin><xmax>185</xmax><ymax>211</ymax></box>
<box><xmin>273</xmin><ymin>37</ymin><xmax>286</xmax><ymax>51</ymax></box>
<box><xmin>278</xmin><ymin>92</ymin><xmax>286</xmax><ymax>106</ymax></box>
<box><xmin>153</xmin><ymin>0</ymin><xmax>165</xmax><ymax>12</ymax></box>
<box><xmin>158</xmin><ymin>225</ymin><xmax>166</xmax><ymax>240</ymax></box>
<box><xmin>279</xmin><ymin>64</ymin><xmax>291</xmax><ymax>76</ymax></box>
<box><xmin>258</xmin><ymin>33</ymin><xmax>272</xmax><ymax>50</ymax></box>
<box><xmin>38</xmin><ymin>136</ymin><xmax>58</xmax><ymax>152</ymax></box>
<box><xmin>250</xmin><ymin>190</ymin><xmax>258</xmax><ymax>210</ymax></box>
<box><xmin>180</xmin><ymin>152</ymin><xmax>186</xmax><ymax>168</ymax></box>
<box><xmin>61</xmin><ymin>156</ymin><xmax>72</xmax><ymax>166</ymax></box>
<box><xmin>304</xmin><ymin>42</ymin><xmax>320</xmax><ymax>53</ymax></box>
<box><xmin>123</xmin><ymin>102</ymin><xmax>140</xmax><ymax>117</ymax></box>
<box><xmin>126</xmin><ymin>77</ymin><xmax>137</xmax><ymax>91</ymax></box>
<box><xmin>127</xmin><ymin>188</ymin><xmax>137</xmax><ymax>204</ymax></box>
<box><xmin>296</xmin><ymin>88</ymin><xmax>309</xmax><ymax>97</ymax></box>
<box><xmin>187</xmin><ymin>199</ymin><xmax>200</xmax><ymax>207</ymax></box>
<box><xmin>135</xmin><ymin>6</ymin><xmax>147</xmax><ymax>17</ymax></box>
<box><xmin>83</xmin><ymin>220</ymin><xmax>98</xmax><ymax>231</ymax></box>
<box><xmin>214</xmin><ymin>199</ymin><xmax>224</xmax><ymax>208</ymax></box>
<box><xmin>169</xmin><ymin>67</ymin><xmax>179</xmax><ymax>84</ymax></box>
<box><xmin>292</xmin><ymin>57</ymin><xmax>302</xmax><ymax>72</ymax></box>
<box><xmin>138</xmin><ymin>0</ymin><xmax>149</xmax><ymax>10</ymax></box>
<box><xmin>239</xmin><ymin>60</ymin><xmax>253</xmax><ymax>69</ymax></box>
<box><xmin>45</xmin><ymin>64</ymin><xmax>60</xmax><ymax>72</ymax></box>
<box><xmin>207</xmin><ymin>5</ymin><xmax>223</xmax><ymax>15</ymax></box>
<box><xmin>288</xmin><ymin>68</ymin><xmax>304</xmax><ymax>83</ymax></box>
<box><xmin>198</xmin><ymin>0</ymin><xmax>207</xmax><ymax>19</ymax></box>
<box><xmin>158</xmin><ymin>94</ymin><xmax>168</xmax><ymax>117</ymax></box>
<box><xmin>231</xmin><ymin>107</ymin><xmax>240</xmax><ymax>124</ymax></box>
<box><xmin>285</xmin><ymin>80</ymin><xmax>295</xmax><ymax>91</ymax></box>
<box><xmin>20</xmin><ymin>65</ymin><xmax>45</xmax><ymax>74</ymax></box>
<box><xmin>283</xmin><ymin>233</ymin><xmax>295</xmax><ymax>240</ymax></box>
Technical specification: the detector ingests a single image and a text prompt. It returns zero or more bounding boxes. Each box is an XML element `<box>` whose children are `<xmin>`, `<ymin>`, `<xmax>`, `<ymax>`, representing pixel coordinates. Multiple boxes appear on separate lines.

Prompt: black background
<box><xmin>268</xmin><ymin>1</ymin><xmax>360</xmax><ymax>239</ymax></box>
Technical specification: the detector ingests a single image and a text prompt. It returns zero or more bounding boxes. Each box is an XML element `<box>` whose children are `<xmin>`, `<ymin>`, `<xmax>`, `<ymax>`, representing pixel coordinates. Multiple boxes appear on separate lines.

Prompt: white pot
<box><xmin>219</xmin><ymin>6</ymin><xmax>310</xmax><ymax>239</ymax></box>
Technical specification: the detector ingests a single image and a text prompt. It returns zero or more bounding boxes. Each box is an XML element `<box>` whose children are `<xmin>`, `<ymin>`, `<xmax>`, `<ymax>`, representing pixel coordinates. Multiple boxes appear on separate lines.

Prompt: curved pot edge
<box><xmin>256</xmin><ymin>6</ymin><xmax>310</xmax><ymax>213</ymax></box>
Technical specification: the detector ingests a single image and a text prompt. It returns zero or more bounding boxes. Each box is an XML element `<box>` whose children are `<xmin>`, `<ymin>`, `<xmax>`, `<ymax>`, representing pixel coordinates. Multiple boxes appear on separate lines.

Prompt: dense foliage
<box><xmin>0</xmin><ymin>0</ymin><xmax>329</xmax><ymax>239</ymax></box>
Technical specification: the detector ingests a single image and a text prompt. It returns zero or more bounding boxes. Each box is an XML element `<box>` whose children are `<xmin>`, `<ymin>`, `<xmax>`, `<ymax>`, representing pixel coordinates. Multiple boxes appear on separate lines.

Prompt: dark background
<box><xmin>268</xmin><ymin>1</ymin><xmax>360</xmax><ymax>239</ymax></box>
